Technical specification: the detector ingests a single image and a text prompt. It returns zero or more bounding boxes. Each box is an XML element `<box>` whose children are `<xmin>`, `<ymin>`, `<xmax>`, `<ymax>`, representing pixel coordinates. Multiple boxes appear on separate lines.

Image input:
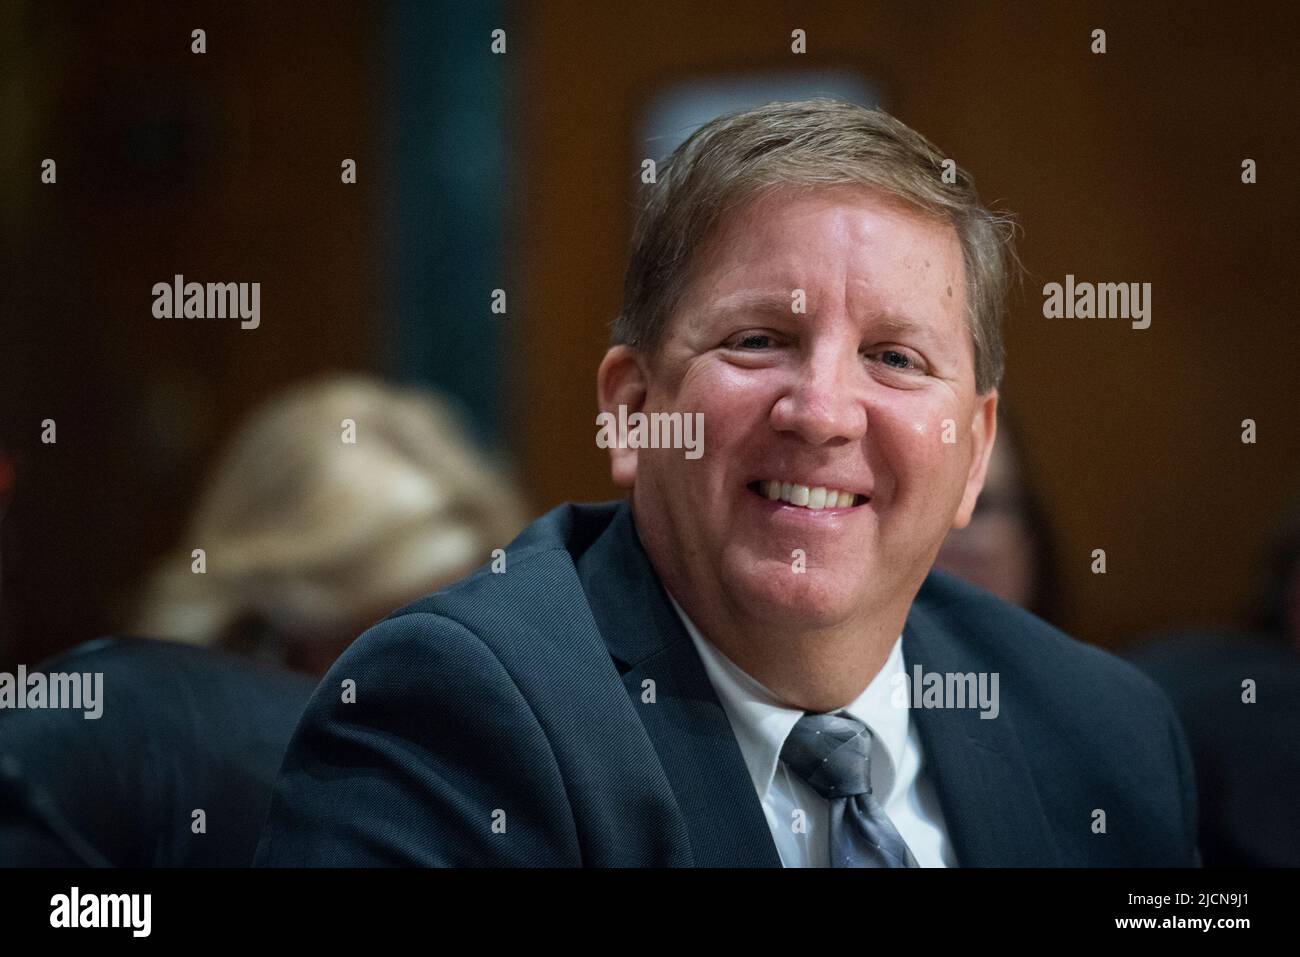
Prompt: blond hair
<box><xmin>133</xmin><ymin>376</ymin><xmax>528</xmax><ymax>647</ymax></box>
<box><xmin>614</xmin><ymin>98</ymin><xmax>1019</xmax><ymax>393</ymax></box>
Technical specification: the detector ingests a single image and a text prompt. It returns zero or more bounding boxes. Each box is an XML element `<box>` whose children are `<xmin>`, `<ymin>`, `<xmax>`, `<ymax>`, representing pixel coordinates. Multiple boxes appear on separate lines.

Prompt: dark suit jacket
<box><xmin>255</xmin><ymin>500</ymin><xmax>1200</xmax><ymax>867</ymax></box>
<box><xmin>0</xmin><ymin>637</ymin><xmax>316</xmax><ymax>867</ymax></box>
<box><xmin>1126</xmin><ymin>632</ymin><xmax>1300</xmax><ymax>866</ymax></box>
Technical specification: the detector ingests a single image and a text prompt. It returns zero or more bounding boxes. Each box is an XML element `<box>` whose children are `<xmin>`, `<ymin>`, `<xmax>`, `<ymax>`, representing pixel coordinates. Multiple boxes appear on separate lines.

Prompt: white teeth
<box><xmin>756</xmin><ymin>480</ymin><xmax>861</xmax><ymax>509</ymax></box>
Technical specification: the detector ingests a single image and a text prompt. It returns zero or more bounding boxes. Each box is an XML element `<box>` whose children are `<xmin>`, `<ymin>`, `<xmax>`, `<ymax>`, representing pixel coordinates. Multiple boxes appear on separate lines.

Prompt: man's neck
<box><xmin>668</xmin><ymin>584</ymin><xmax>910</xmax><ymax>713</ymax></box>
<box><xmin>626</xmin><ymin>496</ymin><xmax>922</xmax><ymax>712</ymax></box>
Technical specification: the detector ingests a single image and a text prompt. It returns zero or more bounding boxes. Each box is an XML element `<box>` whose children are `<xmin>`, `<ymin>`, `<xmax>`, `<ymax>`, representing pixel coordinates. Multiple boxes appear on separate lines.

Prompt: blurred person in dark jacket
<box><xmin>0</xmin><ymin>376</ymin><xmax>529</xmax><ymax>866</ymax></box>
<box><xmin>1126</xmin><ymin>491</ymin><xmax>1300</xmax><ymax>866</ymax></box>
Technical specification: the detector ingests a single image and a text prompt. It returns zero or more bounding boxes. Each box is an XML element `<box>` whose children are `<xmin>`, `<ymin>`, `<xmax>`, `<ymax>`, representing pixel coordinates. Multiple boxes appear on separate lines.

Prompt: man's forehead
<box><xmin>691</xmin><ymin>188</ymin><xmax>961</xmax><ymax>286</ymax></box>
<box><xmin>714</xmin><ymin>181</ymin><xmax>954</xmax><ymax>243</ymax></box>
<box><xmin>687</xmin><ymin>256</ymin><xmax>964</xmax><ymax>332</ymax></box>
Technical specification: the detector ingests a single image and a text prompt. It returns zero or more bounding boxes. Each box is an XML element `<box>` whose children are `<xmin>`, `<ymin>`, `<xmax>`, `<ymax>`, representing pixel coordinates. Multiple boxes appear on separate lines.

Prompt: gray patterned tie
<box><xmin>780</xmin><ymin>711</ymin><xmax>919</xmax><ymax>867</ymax></box>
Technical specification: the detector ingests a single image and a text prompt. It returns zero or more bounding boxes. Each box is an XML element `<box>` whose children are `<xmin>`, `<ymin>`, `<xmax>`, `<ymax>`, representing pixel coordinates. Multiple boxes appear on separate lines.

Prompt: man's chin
<box><xmin>723</xmin><ymin>563</ymin><xmax>865</xmax><ymax>631</ymax></box>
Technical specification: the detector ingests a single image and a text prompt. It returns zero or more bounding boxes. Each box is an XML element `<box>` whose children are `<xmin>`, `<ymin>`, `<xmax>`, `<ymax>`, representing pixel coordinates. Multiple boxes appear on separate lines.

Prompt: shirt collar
<box><xmin>667</xmin><ymin>591</ymin><xmax>909</xmax><ymax>801</ymax></box>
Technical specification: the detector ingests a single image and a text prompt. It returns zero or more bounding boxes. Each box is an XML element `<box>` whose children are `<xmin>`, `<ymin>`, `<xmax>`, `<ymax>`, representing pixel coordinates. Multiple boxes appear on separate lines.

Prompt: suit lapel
<box><xmin>903</xmin><ymin>596</ymin><xmax>1063</xmax><ymax>866</ymax></box>
<box><xmin>577</xmin><ymin>501</ymin><xmax>782</xmax><ymax>867</ymax></box>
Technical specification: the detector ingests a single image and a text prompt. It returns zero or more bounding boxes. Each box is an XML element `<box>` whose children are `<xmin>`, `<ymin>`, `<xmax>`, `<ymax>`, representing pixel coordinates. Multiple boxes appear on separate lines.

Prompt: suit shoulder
<box><xmin>914</xmin><ymin>569</ymin><xmax>1176</xmax><ymax>719</ymax></box>
<box><xmin>381</xmin><ymin>499</ymin><xmax>616</xmax><ymax>628</ymax></box>
<box><xmin>353</xmin><ymin>500</ymin><xmax>627</xmax><ymax>675</ymax></box>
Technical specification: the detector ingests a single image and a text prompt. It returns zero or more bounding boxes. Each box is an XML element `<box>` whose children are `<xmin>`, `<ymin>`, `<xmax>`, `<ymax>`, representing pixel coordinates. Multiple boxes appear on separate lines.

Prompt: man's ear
<box><xmin>951</xmin><ymin>390</ymin><xmax>999</xmax><ymax>530</ymax></box>
<box><xmin>596</xmin><ymin>345</ymin><xmax>649</xmax><ymax>489</ymax></box>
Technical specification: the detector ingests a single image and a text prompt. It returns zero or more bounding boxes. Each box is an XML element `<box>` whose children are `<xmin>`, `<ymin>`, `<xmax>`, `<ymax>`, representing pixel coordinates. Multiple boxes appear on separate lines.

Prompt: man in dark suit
<box><xmin>256</xmin><ymin>98</ymin><xmax>1198</xmax><ymax>867</ymax></box>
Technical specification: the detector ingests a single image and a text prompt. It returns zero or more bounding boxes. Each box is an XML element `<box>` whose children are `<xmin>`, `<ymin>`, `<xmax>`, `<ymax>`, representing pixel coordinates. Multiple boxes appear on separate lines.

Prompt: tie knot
<box><xmin>779</xmin><ymin>711</ymin><xmax>874</xmax><ymax>800</ymax></box>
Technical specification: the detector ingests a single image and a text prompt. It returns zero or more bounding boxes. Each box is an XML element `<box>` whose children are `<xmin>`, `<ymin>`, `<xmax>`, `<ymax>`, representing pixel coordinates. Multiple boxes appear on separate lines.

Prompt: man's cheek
<box><xmin>880</xmin><ymin>443</ymin><xmax>954</xmax><ymax>515</ymax></box>
<box><xmin>894</xmin><ymin>431</ymin><xmax>948</xmax><ymax>475</ymax></box>
<box><xmin>693</xmin><ymin>410</ymin><xmax>754</xmax><ymax>463</ymax></box>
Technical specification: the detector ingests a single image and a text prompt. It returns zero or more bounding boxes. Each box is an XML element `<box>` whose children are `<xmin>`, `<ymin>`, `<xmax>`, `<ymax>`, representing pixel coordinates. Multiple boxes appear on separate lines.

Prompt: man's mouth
<box><xmin>746</xmin><ymin>480</ymin><xmax>869</xmax><ymax>510</ymax></box>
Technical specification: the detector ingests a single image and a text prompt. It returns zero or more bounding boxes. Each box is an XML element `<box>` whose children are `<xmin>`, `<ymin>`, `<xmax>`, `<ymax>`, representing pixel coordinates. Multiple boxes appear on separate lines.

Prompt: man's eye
<box><xmin>864</xmin><ymin>348</ymin><xmax>926</xmax><ymax>373</ymax></box>
<box><xmin>732</xmin><ymin>333</ymin><xmax>774</xmax><ymax>349</ymax></box>
<box><xmin>881</xmin><ymin>350</ymin><xmax>913</xmax><ymax>369</ymax></box>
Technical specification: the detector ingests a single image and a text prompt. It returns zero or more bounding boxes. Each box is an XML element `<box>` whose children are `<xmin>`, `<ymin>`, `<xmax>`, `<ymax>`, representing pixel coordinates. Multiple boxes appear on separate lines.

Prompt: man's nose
<box><xmin>769</xmin><ymin>347</ymin><xmax>868</xmax><ymax>446</ymax></box>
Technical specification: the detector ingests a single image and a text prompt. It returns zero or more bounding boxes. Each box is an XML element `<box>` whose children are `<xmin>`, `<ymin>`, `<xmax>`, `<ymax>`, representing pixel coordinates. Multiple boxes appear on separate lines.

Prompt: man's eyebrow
<box><xmin>702</xmin><ymin>292</ymin><xmax>806</xmax><ymax>321</ymax></box>
<box><xmin>871</xmin><ymin>312</ymin><xmax>933</xmax><ymax>338</ymax></box>
<box><xmin>701</xmin><ymin>295</ymin><xmax>947</xmax><ymax>347</ymax></box>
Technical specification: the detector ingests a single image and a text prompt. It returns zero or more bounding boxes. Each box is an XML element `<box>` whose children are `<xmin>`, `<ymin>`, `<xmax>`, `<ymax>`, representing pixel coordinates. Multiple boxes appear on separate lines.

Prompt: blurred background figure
<box><xmin>1</xmin><ymin>375</ymin><xmax>531</xmax><ymax>867</ymax></box>
<box><xmin>1125</xmin><ymin>488</ymin><xmax>1300</xmax><ymax>867</ymax></box>
<box><xmin>1</xmin><ymin>637</ymin><xmax>318</xmax><ymax>867</ymax></box>
<box><xmin>933</xmin><ymin>406</ymin><xmax>1063</xmax><ymax>626</ymax></box>
<box><xmin>1253</xmin><ymin>492</ymin><xmax>1300</xmax><ymax>652</ymax></box>
<box><xmin>132</xmin><ymin>375</ymin><xmax>531</xmax><ymax>676</ymax></box>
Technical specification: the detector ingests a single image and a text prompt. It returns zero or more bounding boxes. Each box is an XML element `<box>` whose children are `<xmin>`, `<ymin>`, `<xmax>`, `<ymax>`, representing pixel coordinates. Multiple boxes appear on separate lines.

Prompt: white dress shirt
<box><xmin>667</xmin><ymin>593</ymin><xmax>957</xmax><ymax>867</ymax></box>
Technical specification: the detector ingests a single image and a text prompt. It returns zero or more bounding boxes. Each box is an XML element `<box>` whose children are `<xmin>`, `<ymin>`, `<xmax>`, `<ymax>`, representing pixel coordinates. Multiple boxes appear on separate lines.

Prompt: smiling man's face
<box><xmin>601</xmin><ymin>183</ymin><xmax>998</xmax><ymax>639</ymax></box>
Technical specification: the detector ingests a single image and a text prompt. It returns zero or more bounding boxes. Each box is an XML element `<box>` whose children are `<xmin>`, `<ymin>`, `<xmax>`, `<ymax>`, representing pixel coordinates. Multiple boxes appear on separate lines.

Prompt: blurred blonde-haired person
<box><xmin>133</xmin><ymin>376</ymin><xmax>530</xmax><ymax>675</ymax></box>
